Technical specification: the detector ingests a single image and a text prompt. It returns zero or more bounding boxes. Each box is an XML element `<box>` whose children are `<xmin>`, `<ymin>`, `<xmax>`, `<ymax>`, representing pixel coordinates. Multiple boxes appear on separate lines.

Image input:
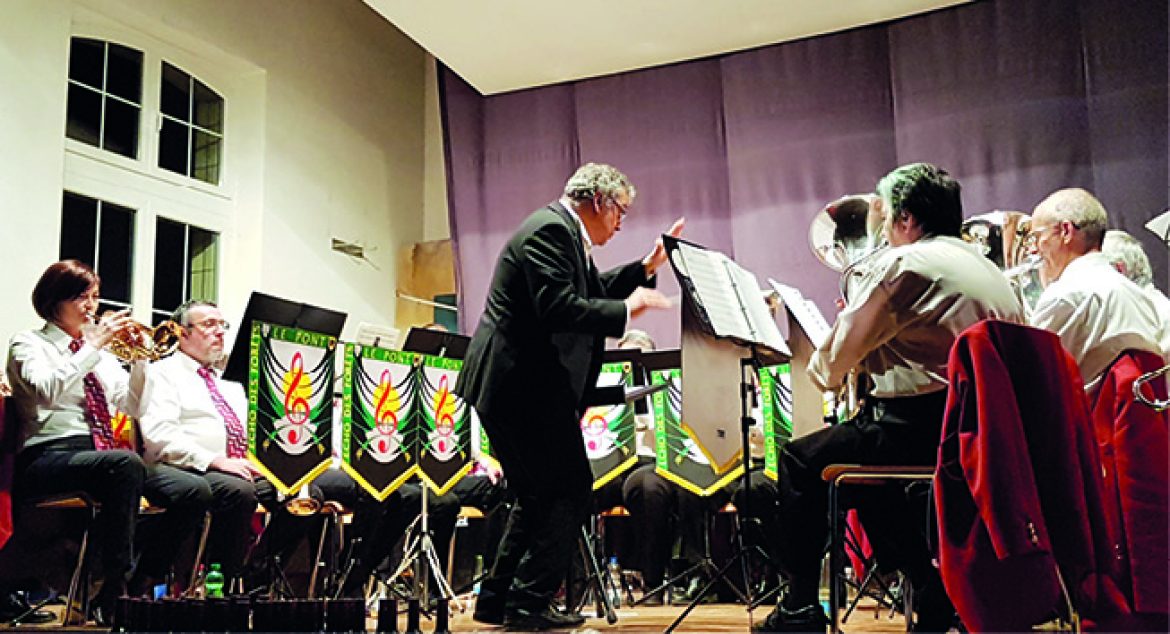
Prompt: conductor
<box><xmin>456</xmin><ymin>163</ymin><xmax>681</xmax><ymax>630</ymax></box>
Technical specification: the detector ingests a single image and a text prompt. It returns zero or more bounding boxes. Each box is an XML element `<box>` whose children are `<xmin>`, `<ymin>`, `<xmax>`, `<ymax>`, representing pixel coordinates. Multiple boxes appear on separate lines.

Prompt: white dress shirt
<box><xmin>810</xmin><ymin>235</ymin><xmax>1025</xmax><ymax>398</ymax></box>
<box><xmin>6</xmin><ymin>322</ymin><xmax>145</xmax><ymax>450</ymax></box>
<box><xmin>1142</xmin><ymin>284</ymin><xmax>1170</xmax><ymax>356</ymax></box>
<box><xmin>139</xmin><ymin>350</ymin><xmax>248</xmax><ymax>472</ymax></box>
<box><xmin>1030</xmin><ymin>252</ymin><xmax>1167</xmax><ymax>383</ymax></box>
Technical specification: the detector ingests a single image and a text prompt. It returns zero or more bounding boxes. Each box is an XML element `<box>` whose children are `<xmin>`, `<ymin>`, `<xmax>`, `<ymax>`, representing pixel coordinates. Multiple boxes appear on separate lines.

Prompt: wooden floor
<box><xmin>14</xmin><ymin>598</ymin><xmax>912</xmax><ymax>632</ymax></box>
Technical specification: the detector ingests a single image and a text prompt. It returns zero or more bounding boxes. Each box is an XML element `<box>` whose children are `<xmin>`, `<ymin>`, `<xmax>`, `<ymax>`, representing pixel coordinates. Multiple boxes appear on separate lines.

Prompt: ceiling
<box><xmin>363</xmin><ymin>0</ymin><xmax>971</xmax><ymax>95</ymax></box>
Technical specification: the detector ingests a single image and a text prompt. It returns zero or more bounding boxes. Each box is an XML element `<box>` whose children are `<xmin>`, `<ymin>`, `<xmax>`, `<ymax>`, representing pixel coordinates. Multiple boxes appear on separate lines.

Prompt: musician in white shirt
<box><xmin>1028</xmin><ymin>189</ymin><xmax>1167</xmax><ymax>383</ymax></box>
<box><xmin>7</xmin><ymin>260</ymin><xmax>150</xmax><ymax>623</ymax></box>
<box><xmin>138</xmin><ymin>300</ymin><xmax>260</xmax><ymax>586</ymax></box>
<box><xmin>1100</xmin><ymin>229</ymin><xmax>1170</xmax><ymax>358</ymax></box>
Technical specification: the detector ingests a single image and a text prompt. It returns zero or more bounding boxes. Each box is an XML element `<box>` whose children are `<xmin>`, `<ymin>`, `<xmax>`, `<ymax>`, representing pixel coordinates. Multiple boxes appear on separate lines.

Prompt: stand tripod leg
<box><xmin>577</xmin><ymin>525</ymin><xmax>618</xmax><ymax>624</ymax></box>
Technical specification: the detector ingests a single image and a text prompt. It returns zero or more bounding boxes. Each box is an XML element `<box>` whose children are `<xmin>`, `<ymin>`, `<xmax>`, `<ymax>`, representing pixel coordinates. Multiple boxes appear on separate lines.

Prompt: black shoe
<box><xmin>473</xmin><ymin>596</ymin><xmax>506</xmax><ymax>625</ymax></box>
<box><xmin>504</xmin><ymin>606</ymin><xmax>586</xmax><ymax>631</ymax></box>
<box><xmin>752</xmin><ymin>604</ymin><xmax>829</xmax><ymax>633</ymax></box>
<box><xmin>0</xmin><ymin>591</ymin><xmax>56</xmax><ymax>625</ymax></box>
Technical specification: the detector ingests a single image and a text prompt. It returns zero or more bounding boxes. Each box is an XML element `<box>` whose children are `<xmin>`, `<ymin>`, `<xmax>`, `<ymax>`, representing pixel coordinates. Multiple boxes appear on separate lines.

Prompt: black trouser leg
<box><xmin>202</xmin><ymin>471</ymin><xmax>259</xmax><ymax>579</ymax></box>
<box><xmin>139</xmin><ymin>464</ymin><xmax>213</xmax><ymax>582</ymax></box>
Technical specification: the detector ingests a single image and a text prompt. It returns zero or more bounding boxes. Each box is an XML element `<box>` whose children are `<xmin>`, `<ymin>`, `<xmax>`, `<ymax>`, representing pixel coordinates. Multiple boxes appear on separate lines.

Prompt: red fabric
<box><xmin>935</xmin><ymin>320</ymin><xmax>1126</xmax><ymax>632</ymax></box>
<box><xmin>0</xmin><ymin>398</ymin><xmax>14</xmax><ymax>550</ymax></box>
<box><xmin>1088</xmin><ymin>351</ymin><xmax>1168</xmax><ymax>619</ymax></box>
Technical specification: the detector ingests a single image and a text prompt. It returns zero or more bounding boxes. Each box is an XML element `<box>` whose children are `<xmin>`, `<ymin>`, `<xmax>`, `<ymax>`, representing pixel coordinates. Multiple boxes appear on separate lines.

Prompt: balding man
<box><xmin>1028</xmin><ymin>189</ymin><xmax>1167</xmax><ymax>383</ymax></box>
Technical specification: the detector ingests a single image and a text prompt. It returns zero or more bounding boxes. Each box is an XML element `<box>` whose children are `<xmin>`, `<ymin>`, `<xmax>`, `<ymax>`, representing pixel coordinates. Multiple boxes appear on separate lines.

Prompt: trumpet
<box><xmin>282</xmin><ymin>485</ymin><xmax>322</xmax><ymax>516</ymax></box>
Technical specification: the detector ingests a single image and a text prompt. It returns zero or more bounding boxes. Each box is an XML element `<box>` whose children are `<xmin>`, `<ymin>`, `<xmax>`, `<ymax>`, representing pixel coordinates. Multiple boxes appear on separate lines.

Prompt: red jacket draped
<box><xmin>935</xmin><ymin>320</ymin><xmax>1125</xmax><ymax>632</ymax></box>
<box><xmin>1088</xmin><ymin>351</ymin><xmax>1168</xmax><ymax>618</ymax></box>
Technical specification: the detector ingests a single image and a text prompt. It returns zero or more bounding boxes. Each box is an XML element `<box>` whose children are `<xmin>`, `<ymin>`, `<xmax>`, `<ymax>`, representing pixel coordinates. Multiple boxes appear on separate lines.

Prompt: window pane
<box><xmin>187</xmin><ymin>227</ymin><xmax>218</xmax><ymax>302</ymax></box>
<box><xmin>191</xmin><ymin>130</ymin><xmax>222</xmax><ymax>184</ymax></box>
<box><xmin>105</xmin><ymin>43</ymin><xmax>142</xmax><ymax>103</ymax></box>
<box><xmin>68</xmin><ymin>38</ymin><xmax>103</xmax><ymax>89</ymax></box>
<box><xmin>65</xmin><ymin>83</ymin><xmax>102</xmax><ymax>146</ymax></box>
<box><xmin>158</xmin><ymin>118</ymin><xmax>189</xmax><ymax>175</ymax></box>
<box><xmin>102</xmin><ymin>98</ymin><xmax>139</xmax><ymax>158</ymax></box>
<box><xmin>153</xmin><ymin>217</ymin><xmax>186</xmax><ymax>313</ymax></box>
<box><xmin>192</xmin><ymin>79</ymin><xmax>223</xmax><ymax>133</ymax></box>
<box><xmin>96</xmin><ymin>202</ymin><xmax>135</xmax><ymax>305</ymax></box>
<box><xmin>160</xmin><ymin>62</ymin><xmax>190</xmax><ymax>121</ymax></box>
<box><xmin>60</xmin><ymin>192</ymin><xmax>98</xmax><ymax>264</ymax></box>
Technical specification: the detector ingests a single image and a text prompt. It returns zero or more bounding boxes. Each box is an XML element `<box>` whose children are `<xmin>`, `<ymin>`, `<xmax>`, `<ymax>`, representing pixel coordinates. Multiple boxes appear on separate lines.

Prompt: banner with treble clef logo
<box><xmin>341</xmin><ymin>344</ymin><xmax>473</xmax><ymax>500</ymax></box>
<box><xmin>248</xmin><ymin>322</ymin><xmax>337</xmax><ymax>496</ymax></box>
<box><xmin>650</xmin><ymin>366</ymin><xmax>743</xmax><ymax>496</ymax></box>
<box><xmin>580</xmin><ymin>360</ymin><xmax>638</xmax><ymax>490</ymax></box>
<box><xmin>758</xmin><ymin>363</ymin><xmax>794</xmax><ymax>480</ymax></box>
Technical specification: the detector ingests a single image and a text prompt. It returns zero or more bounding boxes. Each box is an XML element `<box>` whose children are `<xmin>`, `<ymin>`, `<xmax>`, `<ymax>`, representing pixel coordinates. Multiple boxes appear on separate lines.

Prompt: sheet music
<box><xmin>675</xmin><ymin>240</ymin><xmax>789</xmax><ymax>356</ymax></box>
<box><xmin>769</xmin><ymin>279</ymin><xmax>832</xmax><ymax>348</ymax></box>
<box><xmin>1147</xmin><ymin>209</ymin><xmax>1170</xmax><ymax>244</ymax></box>
<box><xmin>676</xmin><ymin>241</ymin><xmax>754</xmax><ymax>340</ymax></box>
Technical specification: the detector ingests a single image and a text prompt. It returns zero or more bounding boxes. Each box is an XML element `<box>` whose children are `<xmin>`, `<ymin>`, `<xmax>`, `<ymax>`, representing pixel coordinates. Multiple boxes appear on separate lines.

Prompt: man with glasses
<box><xmin>456</xmin><ymin>162</ymin><xmax>682</xmax><ymax>630</ymax></box>
<box><xmin>138</xmin><ymin>300</ymin><xmax>260</xmax><ymax>590</ymax></box>
<box><xmin>1028</xmin><ymin>188</ymin><xmax>1166</xmax><ymax>383</ymax></box>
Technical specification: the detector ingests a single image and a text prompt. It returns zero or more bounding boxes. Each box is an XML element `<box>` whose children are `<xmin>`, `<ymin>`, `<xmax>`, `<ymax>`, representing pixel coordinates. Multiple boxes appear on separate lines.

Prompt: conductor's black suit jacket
<box><xmin>456</xmin><ymin>201</ymin><xmax>654</xmax><ymax>423</ymax></box>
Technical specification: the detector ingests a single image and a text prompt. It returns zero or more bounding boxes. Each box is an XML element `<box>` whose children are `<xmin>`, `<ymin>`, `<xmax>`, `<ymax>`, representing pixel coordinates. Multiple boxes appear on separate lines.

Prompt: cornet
<box><xmin>89</xmin><ymin>310</ymin><xmax>182</xmax><ymax>363</ymax></box>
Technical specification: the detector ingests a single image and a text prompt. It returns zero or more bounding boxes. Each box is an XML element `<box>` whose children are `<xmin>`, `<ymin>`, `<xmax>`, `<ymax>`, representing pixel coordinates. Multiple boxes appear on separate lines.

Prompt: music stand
<box><xmin>401</xmin><ymin>327</ymin><xmax>469</xmax><ymax>360</ymax></box>
<box><xmin>660</xmin><ymin>236</ymin><xmax>788</xmax><ymax>633</ymax></box>
<box><xmin>223</xmin><ymin>291</ymin><xmax>346</xmax><ymax>384</ymax></box>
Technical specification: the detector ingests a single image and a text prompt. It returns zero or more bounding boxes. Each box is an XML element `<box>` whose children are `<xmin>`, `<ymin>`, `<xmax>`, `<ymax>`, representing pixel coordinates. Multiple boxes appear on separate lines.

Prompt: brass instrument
<box><xmin>105</xmin><ymin>319</ymin><xmax>183</xmax><ymax>363</ymax></box>
<box><xmin>282</xmin><ymin>485</ymin><xmax>322</xmax><ymax>516</ymax></box>
<box><xmin>961</xmin><ymin>211</ymin><xmax>1042</xmax><ymax>310</ymax></box>
<box><xmin>809</xmin><ymin>194</ymin><xmax>888</xmax><ymax>420</ymax></box>
<box><xmin>1133</xmin><ymin>364</ymin><xmax>1170</xmax><ymax>412</ymax></box>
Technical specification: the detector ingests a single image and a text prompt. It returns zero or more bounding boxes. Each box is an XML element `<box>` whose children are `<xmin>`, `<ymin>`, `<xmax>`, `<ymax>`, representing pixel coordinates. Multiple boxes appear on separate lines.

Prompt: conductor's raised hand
<box><xmin>625</xmin><ymin>287</ymin><xmax>673</xmax><ymax>320</ymax></box>
<box><xmin>643</xmin><ymin>217</ymin><xmax>686</xmax><ymax>277</ymax></box>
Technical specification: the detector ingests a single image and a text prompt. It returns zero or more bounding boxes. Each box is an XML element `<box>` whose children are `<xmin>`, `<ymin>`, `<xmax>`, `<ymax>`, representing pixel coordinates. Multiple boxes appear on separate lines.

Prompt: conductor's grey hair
<box><xmin>563</xmin><ymin>163</ymin><xmax>637</xmax><ymax>204</ymax></box>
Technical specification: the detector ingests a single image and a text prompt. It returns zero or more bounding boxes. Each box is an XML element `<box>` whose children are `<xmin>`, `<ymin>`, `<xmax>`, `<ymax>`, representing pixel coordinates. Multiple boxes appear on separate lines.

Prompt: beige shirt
<box><xmin>139</xmin><ymin>350</ymin><xmax>248</xmax><ymax>472</ymax></box>
<box><xmin>6</xmin><ymin>322</ymin><xmax>146</xmax><ymax>450</ymax></box>
<box><xmin>810</xmin><ymin>235</ymin><xmax>1025</xmax><ymax>398</ymax></box>
<box><xmin>1030</xmin><ymin>252</ymin><xmax>1167</xmax><ymax>383</ymax></box>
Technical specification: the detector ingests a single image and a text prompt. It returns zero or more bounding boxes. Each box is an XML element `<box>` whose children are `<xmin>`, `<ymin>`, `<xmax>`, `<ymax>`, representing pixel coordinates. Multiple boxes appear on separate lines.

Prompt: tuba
<box><xmin>809</xmin><ymin>194</ymin><xmax>888</xmax><ymax>420</ymax></box>
<box><xmin>960</xmin><ymin>211</ymin><xmax>1043</xmax><ymax>311</ymax></box>
<box><xmin>105</xmin><ymin>319</ymin><xmax>183</xmax><ymax>363</ymax></box>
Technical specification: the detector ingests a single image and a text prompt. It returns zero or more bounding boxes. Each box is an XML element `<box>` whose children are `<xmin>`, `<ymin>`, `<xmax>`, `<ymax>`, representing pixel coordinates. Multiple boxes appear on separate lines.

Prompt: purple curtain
<box><xmin>441</xmin><ymin>0</ymin><xmax>1168</xmax><ymax>345</ymax></box>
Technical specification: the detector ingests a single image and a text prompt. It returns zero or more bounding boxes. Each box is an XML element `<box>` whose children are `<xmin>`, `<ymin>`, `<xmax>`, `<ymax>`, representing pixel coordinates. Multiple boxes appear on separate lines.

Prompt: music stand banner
<box><xmin>581</xmin><ymin>361</ymin><xmax>638</xmax><ymax>490</ymax></box>
<box><xmin>758</xmin><ymin>363</ymin><xmax>794</xmax><ymax>480</ymax></box>
<box><xmin>341</xmin><ymin>344</ymin><xmax>473</xmax><ymax>499</ymax></box>
<box><xmin>650</xmin><ymin>367</ymin><xmax>744</xmax><ymax>496</ymax></box>
<box><xmin>248</xmin><ymin>321</ymin><xmax>336</xmax><ymax>496</ymax></box>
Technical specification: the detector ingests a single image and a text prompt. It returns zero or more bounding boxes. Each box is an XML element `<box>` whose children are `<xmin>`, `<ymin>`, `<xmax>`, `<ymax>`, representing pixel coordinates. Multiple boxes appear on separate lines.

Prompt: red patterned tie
<box><xmin>68</xmin><ymin>338</ymin><xmax>123</xmax><ymax>451</ymax></box>
<box><xmin>197</xmin><ymin>366</ymin><xmax>247</xmax><ymax>459</ymax></box>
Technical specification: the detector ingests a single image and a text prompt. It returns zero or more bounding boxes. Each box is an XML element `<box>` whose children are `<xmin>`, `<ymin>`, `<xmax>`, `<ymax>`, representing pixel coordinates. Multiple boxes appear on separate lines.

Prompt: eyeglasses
<box><xmin>191</xmin><ymin>318</ymin><xmax>230</xmax><ymax>333</ymax></box>
<box><xmin>609</xmin><ymin>198</ymin><xmax>630</xmax><ymax>218</ymax></box>
<box><xmin>1024</xmin><ymin>221</ymin><xmax>1076</xmax><ymax>249</ymax></box>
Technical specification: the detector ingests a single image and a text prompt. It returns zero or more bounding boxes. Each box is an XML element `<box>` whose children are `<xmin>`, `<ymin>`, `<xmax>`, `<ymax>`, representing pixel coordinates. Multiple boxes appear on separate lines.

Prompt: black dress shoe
<box><xmin>0</xmin><ymin>592</ymin><xmax>56</xmax><ymax>625</ymax></box>
<box><xmin>473</xmin><ymin>595</ymin><xmax>506</xmax><ymax>625</ymax></box>
<box><xmin>752</xmin><ymin>604</ymin><xmax>829</xmax><ymax>633</ymax></box>
<box><xmin>504</xmin><ymin>606</ymin><xmax>586</xmax><ymax>631</ymax></box>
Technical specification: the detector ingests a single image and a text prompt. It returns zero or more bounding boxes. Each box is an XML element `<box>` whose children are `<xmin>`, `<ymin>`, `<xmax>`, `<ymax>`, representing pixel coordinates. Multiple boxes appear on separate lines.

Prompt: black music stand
<box><xmin>660</xmin><ymin>236</ymin><xmax>788</xmax><ymax>633</ymax></box>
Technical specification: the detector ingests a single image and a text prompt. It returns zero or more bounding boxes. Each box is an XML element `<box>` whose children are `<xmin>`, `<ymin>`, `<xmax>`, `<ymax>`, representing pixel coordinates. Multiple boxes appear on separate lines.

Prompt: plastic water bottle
<box><xmin>205</xmin><ymin>563</ymin><xmax>225</xmax><ymax>598</ymax></box>
<box><xmin>606</xmin><ymin>557</ymin><xmax>622</xmax><ymax>608</ymax></box>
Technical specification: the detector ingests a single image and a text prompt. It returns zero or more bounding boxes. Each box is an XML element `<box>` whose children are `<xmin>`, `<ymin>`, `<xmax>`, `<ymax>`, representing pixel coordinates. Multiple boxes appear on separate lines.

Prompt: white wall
<box><xmin>0</xmin><ymin>0</ymin><xmax>432</xmax><ymax>350</ymax></box>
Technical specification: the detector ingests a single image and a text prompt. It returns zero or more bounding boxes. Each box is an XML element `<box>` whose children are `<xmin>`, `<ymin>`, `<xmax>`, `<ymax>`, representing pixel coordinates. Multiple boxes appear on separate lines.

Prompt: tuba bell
<box><xmin>282</xmin><ymin>485</ymin><xmax>322</xmax><ymax>516</ymax></box>
<box><xmin>808</xmin><ymin>194</ymin><xmax>888</xmax><ymax>420</ymax></box>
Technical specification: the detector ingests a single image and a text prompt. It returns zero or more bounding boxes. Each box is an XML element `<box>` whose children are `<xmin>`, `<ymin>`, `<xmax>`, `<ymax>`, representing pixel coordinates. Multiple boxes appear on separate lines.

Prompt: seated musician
<box><xmin>1029</xmin><ymin>205</ymin><xmax>1168</xmax><ymax>381</ymax></box>
<box><xmin>755</xmin><ymin>164</ymin><xmax>1024</xmax><ymax>633</ymax></box>
<box><xmin>5</xmin><ymin>260</ymin><xmax>194</xmax><ymax>624</ymax></box>
<box><xmin>1101</xmin><ymin>230</ymin><xmax>1170</xmax><ymax>351</ymax></box>
<box><xmin>137</xmin><ymin>300</ymin><xmax>260</xmax><ymax>589</ymax></box>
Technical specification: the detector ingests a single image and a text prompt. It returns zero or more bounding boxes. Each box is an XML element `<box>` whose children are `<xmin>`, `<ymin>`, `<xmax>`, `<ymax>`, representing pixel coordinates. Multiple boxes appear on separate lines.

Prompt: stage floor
<box><xmin>13</xmin><ymin>599</ymin><xmax>913</xmax><ymax>632</ymax></box>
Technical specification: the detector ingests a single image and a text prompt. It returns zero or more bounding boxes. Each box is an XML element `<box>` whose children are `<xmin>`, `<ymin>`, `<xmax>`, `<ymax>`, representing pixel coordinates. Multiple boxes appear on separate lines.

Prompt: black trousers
<box><xmin>15</xmin><ymin>437</ymin><xmax>145</xmax><ymax>592</ymax></box>
<box><xmin>773</xmin><ymin>391</ymin><xmax>951</xmax><ymax>620</ymax></box>
<box><xmin>476</xmin><ymin>402</ymin><xmax>593</xmax><ymax>614</ymax></box>
<box><xmin>138</xmin><ymin>464</ymin><xmax>256</xmax><ymax>580</ymax></box>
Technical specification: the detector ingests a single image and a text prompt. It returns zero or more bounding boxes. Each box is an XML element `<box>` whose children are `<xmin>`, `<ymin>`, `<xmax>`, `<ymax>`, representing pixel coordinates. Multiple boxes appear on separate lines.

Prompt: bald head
<box><xmin>1032</xmin><ymin>188</ymin><xmax>1108</xmax><ymax>250</ymax></box>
